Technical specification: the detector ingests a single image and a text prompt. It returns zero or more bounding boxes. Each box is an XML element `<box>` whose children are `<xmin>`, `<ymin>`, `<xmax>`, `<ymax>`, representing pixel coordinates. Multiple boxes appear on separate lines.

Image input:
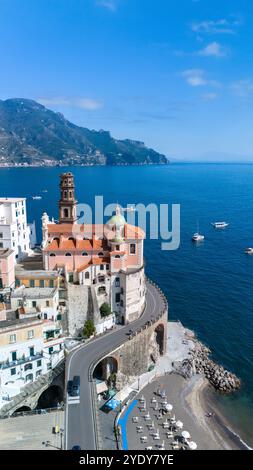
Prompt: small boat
<box><xmin>42</xmin><ymin>189</ymin><xmax>48</xmax><ymax>193</ymax></box>
<box><xmin>245</xmin><ymin>248</ymin><xmax>253</xmax><ymax>254</ymax></box>
<box><xmin>192</xmin><ymin>233</ymin><xmax>204</xmax><ymax>242</ymax></box>
<box><xmin>32</xmin><ymin>196</ymin><xmax>42</xmax><ymax>200</ymax></box>
<box><xmin>212</xmin><ymin>221</ymin><xmax>229</xmax><ymax>229</ymax></box>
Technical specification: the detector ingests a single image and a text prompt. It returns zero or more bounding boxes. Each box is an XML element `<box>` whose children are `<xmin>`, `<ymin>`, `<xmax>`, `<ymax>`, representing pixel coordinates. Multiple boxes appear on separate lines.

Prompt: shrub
<box><xmin>83</xmin><ymin>319</ymin><xmax>96</xmax><ymax>338</ymax></box>
<box><xmin>100</xmin><ymin>302</ymin><xmax>112</xmax><ymax>318</ymax></box>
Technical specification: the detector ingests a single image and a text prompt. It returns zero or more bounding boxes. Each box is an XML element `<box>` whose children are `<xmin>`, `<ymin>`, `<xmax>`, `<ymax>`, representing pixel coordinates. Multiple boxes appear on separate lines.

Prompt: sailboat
<box><xmin>192</xmin><ymin>221</ymin><xmax>204</xmax><ymax>242</ymax></box>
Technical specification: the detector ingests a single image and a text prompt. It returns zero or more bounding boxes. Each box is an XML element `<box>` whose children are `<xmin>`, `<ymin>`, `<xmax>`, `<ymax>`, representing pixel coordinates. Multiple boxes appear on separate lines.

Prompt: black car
<box><xmin>126</xmin><ymin>329</ymin><xmax>133</xmax><ymax>336</ymax></box>
<box><xmin>71</xmin><ymin>375</ymin><xmax>80</xmax><ymax>396</ymax></box>
<box><xmin>72</xmin><ymin>445</ymin><xmax>81</xmax><ymax>450</ymax></box>
<box><xmin>67</xmin><ymin>380</ymin><xmax>73</xmax><ymax>395</ymax></box>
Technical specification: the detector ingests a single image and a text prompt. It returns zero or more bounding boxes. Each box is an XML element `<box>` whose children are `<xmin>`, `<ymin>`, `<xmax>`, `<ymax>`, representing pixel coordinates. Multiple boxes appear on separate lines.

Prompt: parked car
<box><xmin>71</xmin><ymin>376</ymin><xmax>80</xmax><ymax>396</ymax></box>
<box><xmin>67</xmin><ymin>380</ymin><xmax>73</xmax><ymax>395</ymax></box>
<box><xmin>72</xmin><ymin>445</ymin><xmax>81</xmax><ymax>450</ymax></box>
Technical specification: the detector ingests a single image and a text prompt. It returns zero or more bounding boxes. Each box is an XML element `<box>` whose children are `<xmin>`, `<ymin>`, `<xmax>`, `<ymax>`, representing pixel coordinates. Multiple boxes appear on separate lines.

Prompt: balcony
<box><xmin>0</xmin><ymin>353</ymin><xmax>43</xmax><ymax>370</ymax></box>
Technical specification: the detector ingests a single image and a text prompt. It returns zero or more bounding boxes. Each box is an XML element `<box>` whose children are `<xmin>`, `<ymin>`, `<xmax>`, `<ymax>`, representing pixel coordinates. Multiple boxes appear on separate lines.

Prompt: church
<box><xmin>41</xmin><ymin>173</ymin><xmax>146</xmax><ymax>324</ymax></box>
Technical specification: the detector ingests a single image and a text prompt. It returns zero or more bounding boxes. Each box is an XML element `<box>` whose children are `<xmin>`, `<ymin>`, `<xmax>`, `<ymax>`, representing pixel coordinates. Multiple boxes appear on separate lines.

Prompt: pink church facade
<box><xmin>42</xmin><ymin>173</ymin><xmax>146</xmax><ymax>323</ymax></box>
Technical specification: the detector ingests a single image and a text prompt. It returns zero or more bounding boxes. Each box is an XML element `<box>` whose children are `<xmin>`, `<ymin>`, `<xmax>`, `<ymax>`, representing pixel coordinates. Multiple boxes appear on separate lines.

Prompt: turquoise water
<box><xmin>1</xmin><ymin>163</ymin><xmax>253</xmax><ymax>445</ymax></box>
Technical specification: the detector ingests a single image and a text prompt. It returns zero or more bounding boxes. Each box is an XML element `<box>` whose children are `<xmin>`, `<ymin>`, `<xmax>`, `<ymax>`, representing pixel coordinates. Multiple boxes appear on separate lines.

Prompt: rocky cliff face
<box><xmin>0</xmin><ymin>98</ymin><xmax>169</xmax><ymax>166</ymax></box>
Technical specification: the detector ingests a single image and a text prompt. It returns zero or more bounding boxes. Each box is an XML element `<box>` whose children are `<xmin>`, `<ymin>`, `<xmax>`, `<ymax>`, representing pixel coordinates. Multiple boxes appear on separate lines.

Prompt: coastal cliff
<box><xmin>0</xmin><ymin>98</ymin><xmax>169</xmax><ymax>167</ymax></box>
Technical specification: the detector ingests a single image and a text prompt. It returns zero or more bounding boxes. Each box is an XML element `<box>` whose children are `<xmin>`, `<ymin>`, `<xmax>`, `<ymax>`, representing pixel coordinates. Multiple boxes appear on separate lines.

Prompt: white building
<box><xmin>0</xmin><ymin>315</ymin><xmax>64</xmax><ymax>406</ymax></box>
<box><xmin>0</xmin><ymin>198</ymin><xmax>36</xmax><ymax>261</ymax></box>
<box><xmin>11</xmin><ymin>286</ymin><xmax>59</xmax><ymax>321</ymax></box>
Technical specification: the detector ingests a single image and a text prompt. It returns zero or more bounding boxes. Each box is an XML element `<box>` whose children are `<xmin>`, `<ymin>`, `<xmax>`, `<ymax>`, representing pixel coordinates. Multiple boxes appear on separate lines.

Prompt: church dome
<box><xmin>107</xmin><ymin>213</ymin><xmax>126</xmax><ymax>227</ymax></box>
<box><xmin>107</xmin><ymin>204</ymin><xmax>126</xmax><ymax>228</ymax></box>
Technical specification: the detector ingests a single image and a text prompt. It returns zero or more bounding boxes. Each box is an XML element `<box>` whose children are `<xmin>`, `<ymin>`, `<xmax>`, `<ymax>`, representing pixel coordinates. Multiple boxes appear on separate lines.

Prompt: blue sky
<box><xmin>1</xmin><ymin>0</ymin><xmax>253</xmax><ymax>160</ymax></box>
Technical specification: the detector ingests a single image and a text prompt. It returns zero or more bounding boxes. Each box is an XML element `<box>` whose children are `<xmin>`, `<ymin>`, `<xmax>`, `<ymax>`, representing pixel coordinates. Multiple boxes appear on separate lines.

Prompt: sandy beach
<box><xmin>116</xmin><ymin>321</ymin><xmax>249</xmax><ymax>451</ymax></box>
<box><xmin>183</xmin><ymin>374</ymin><xmax>250</xmax><ymax>450</ymax></box>
<box><xmin>120</xmin><ymin>372</ymin><xmax>248</xmax><ymax>450</ymax></box>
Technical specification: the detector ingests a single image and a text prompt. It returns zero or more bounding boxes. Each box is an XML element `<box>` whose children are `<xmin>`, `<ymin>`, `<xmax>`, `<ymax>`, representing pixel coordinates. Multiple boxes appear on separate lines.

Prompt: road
<box><xmin>65</xmin><ymin>281</ymin><xmax>166</xmax><ymax>450</ymax></box>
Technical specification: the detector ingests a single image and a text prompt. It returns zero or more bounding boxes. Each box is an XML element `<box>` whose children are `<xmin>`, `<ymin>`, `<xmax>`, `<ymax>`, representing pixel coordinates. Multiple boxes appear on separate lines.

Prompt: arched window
<box><xmin>25</xmin><ymin>373</ymin><xmax>33</xmax><ymax>383</ymax></box>
<box><xmin>24</xmin><ymin>363</ymin><xmax>33</xmax><ymax>371</ymax></box>
<box><xmin>82</xmin><ymin>252</ymin><xmax>88</xmax><ymax>256</ymax></box>
<box><xmin>69</xmin><ymin>191</ymin><xmax>72</xmax><ymax>197</ymax></box>
<box><xmin>50</xmin><ymin>253</ymin><xmax>56</xmax><ymax>257</ymax></box>
<box><xmin>68</xmin><ymin>237</ymin><xmax>75</xmax><ymax>241</ymax></box>
<box><xmin>64</xmin><ymin>190</ymin><xmax>67</xmax><ymax>198</ymax></box>
<box><xmin>115</xmin><ymin>255</ymin><xmax>120</xmax><ymax>259</ymax></box>
<box><xmin>65</xmin><ymin>253</ymin><xmax>72</xmax><ymax>257</ymax></box>
<box><xmin>85</xmin><ymin>272</ymin><xmax>90</xmax><ymax>279</ymax></box>
<box><xmin>64</xmin><ymin>208</ymin><xmax>69</xmax><ymax>218</ymax></box>
<box><xmin>98</xmin><ymin>252</ymin><xmax>104</xmax><ymax>257</ymax></box>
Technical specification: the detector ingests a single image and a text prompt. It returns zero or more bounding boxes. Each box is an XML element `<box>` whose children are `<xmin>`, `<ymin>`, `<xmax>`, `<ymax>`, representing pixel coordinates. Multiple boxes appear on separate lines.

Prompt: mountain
<box><xmin>0</xmin><ymin>98</ymin><xmax>169</xmax><ymax>167</ymax></box>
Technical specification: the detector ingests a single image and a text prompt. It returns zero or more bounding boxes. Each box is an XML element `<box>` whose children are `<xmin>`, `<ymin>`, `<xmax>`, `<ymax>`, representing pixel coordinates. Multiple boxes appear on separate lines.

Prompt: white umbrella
<box><xmin>188</xmin><ymin>441</ymin><xmax>197</xmax><ymax>450</ymax></box>
<box><xmin>181</xmin><ymin>430</ymin><xmax>191</xmax><ymax>440</ymax></box>
<box><xmin>165</xmin><ymin>404</ymin><xmax>173</xmax><ymax>411</ymax></box>
<box><xmin>175</xmin><ymin>420</ymin><xmax>183</xmax><ymax>429</ymax></box>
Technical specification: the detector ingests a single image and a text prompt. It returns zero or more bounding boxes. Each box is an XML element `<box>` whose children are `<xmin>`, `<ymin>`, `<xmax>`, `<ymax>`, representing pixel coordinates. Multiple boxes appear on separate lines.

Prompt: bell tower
<box><xmin>58</xmin><ymin>172</ymin><xmax>77</xmax><ymax>224</ymax></box>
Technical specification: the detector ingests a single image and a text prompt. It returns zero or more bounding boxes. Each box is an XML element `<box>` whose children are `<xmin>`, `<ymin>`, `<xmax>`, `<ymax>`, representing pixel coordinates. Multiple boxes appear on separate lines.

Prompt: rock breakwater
<box><xmin>174</xmin><ymin>330</ymin><xmax>241</xmax><ymax>393</ymax></box>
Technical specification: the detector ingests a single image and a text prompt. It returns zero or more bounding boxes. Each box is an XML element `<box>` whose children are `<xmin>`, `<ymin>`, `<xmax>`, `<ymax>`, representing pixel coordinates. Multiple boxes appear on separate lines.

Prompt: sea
<box><xmin>1</xmin><ymin>163</ymin><xmax>253</xmax><ymax>446</ymax></box>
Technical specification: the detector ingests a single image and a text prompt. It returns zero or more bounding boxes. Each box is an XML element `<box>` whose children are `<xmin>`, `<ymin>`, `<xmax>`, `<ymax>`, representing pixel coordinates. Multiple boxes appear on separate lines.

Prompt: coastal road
<box><xmin>65</xmin><ymin>281</ymin><xmax>166</xmax><ymax>450</ymax></box>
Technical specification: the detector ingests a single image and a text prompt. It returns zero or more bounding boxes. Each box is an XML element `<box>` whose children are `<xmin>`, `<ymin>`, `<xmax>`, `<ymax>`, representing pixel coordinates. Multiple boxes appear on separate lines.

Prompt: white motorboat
<box><xmin>212</xmin><ymin>221</ymin><xmax>229</xmax><ymax>228</ymax></box>
<box><xmin>192</xmin><ymin>232</ymin><xmax>204</xmax><ymax>242</ymax></box>
<box><xmin>32</xmin><ymin>196</ymin><xmax>42</xmax><ymax>200</ymax></box>
<box><xmin>245</xmin><ymin>248</ymin><xmax>253</xmax><ymax>254</ymax></box>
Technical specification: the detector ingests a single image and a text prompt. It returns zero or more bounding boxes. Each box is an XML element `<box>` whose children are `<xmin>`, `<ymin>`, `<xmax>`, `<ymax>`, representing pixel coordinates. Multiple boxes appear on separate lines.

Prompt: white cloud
<box><xmin>181</xmin><ymin>69</ymin><xmax>220</xmax><ymax>88</ymax></box>
<box><xmin>37</xmin><ymin>97</ymin><xmax>103</xmax><ymax>110</ymax></box>
<box><xmin>191</xmin><ymin>18</ymin><xmax>241</xmax><ymax>35</ymax></box>
<box><xmin>182</xmin><ymin>69</ymin><xmax>207</xmax><ymax>86</ymax></box>
<box><xmin>198</xmin><ymin>41</ymin><xmax>227</xmax><ymax>57</ymax></box>
<box><xmin>202</xmin><ymin>92</ymin><xmax>218</xmax><ymax>100</ymax></box>
<box><xmin>96</xmin><ymin>0</ymin><xmax>117</xmax><ymax>11</ymax></box>
<box><xmin>230</xmin><ymin>80</ymin><xmax>253</xmax><ymax>98</ymax></box>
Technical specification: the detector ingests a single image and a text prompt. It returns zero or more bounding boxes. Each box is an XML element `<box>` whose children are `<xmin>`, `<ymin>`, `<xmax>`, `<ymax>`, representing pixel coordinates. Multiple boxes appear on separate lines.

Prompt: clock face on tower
<box><xmin>58</xmin><ymin>172</ymin><xmax>77</xmax><ymax>223</ymax></box>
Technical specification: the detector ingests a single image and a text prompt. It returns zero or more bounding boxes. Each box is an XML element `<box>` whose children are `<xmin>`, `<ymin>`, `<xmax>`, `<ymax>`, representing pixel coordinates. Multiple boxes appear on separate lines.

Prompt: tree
<box><xmin>100</xmin><ymin>302</ymin><xmax>112</xmax><ymax>318</ymax></box>
<box><xmin>83</xmin><ymin>319</ymin><xmax>96</xmax><ymax>338</ymax></box>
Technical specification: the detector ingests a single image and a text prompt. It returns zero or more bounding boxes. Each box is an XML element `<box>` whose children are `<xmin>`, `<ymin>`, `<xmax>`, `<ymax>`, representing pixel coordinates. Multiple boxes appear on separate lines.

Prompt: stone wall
<box><xmin>101</xmin><ymin>311</ymin><xmax>167</xmax><ymax>389</ymax></box>
<box><xmin>0</xmin><ymin>360</ymin><xmax>65</xmax><ymax>418</ymax></box>
<box><xmin>67</xmin><ymin>284</ymin><xmax>89</xmax><ymax>337</ymax></box>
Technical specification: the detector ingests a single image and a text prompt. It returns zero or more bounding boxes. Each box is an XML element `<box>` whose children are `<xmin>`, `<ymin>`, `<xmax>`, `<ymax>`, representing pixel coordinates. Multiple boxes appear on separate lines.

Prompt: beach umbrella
<box><xmin>181</xmin><ymin>430</ymin><xmax>190</xmax><ymax>440</ymax></box>
<box><xmin>175</xmin><ymin>420</ymin><xmax>183</xmax><ymax>429</ymax></box>
<box><xmin>188</xmin><ymin>441</ymin><xmax>197</xmax><ymax>450</ymax></box>
<box><xmin>165</xmin><ymin>404</ymin><xmax>173</xmax><ymax>411</ymax></box>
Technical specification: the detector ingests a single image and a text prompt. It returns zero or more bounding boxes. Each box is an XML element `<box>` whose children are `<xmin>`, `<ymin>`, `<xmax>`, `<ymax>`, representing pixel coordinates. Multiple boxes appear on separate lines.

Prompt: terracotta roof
<box><xmin>92</xmin><ymin>238</ymin><xmax>108</xmax><ymax>250</ymax></box>
<box><xmin>124</xmin><ymin>224</ymin><xmax>145</xmax><ymax>240</ymax></box>
<box><xmin>46</xmin><ymin>222</ymin><xmax>145</xmax><ymax>241</ymax></box>
<box><xmin>76</xmin><ymin>263</ymin><xmax>90</xmax><ymax>273</ymax></box>
<box><xmin>47</xmin><ymin>239</ymin><xmax>59</xmax><ymax>250</ymax></box>
<box><xmin>77</xmin><ymin>257</ymin><xmax>110</xmax><ymax>273</ymax></box>
<box><xmin>47</xmin><ymin>223</ymin><xmax>104</xmax><ymax>235</ymax></box>
<box><xmin>76</xmin><ymin>239</ymin><xmax>93</xmax><ymax>250</ymax></box>
<box><xmin>59</xmin><ymin>239</ymin><xmax>76</xmax><ymax>250</ymax></box>
<box><xmin>44</xmin><ymin>238</ymin><xmax>93</xmax><ymax>252</ymax></box>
